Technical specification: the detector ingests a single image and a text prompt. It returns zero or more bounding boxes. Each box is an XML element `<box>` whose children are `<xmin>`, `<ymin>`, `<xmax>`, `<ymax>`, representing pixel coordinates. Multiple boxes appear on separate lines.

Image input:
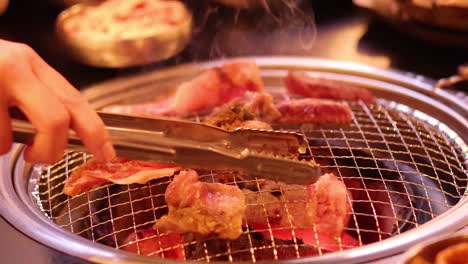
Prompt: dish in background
<box><xmin>56</xmin><ymin>0</ymin><xmax>193</xmax><ymax>68</ymax></box>
<box><xmin>404</xmin><ymin>234</ymin><xmax>468</xmax><ymax>264</ymax></box>
<box><xmin>353</xmin><ymin>0</ymin><xmax>468</xmax><ymax>49</ymax></box>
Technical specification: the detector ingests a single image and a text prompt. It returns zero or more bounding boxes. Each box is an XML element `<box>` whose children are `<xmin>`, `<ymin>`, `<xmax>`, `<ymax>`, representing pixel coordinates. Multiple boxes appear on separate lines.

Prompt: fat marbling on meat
<box><xmin>154</xmin><ymin>170</ymin><xmax>246</xmax><ymax>240</ymax></box>
<box><xmin>276</xmin><ymin>98</ymin><xmax>352</xmax><ymax>125</ymax></box>
<box><xmin>285</xmin><ymin>71</ymin><xmax>375</xmax><ymax>104</ymax></box>
<box><xmin>63</xmin><ymin>158</ymin><xmax>180</xmax><ymax>197</ymax></box>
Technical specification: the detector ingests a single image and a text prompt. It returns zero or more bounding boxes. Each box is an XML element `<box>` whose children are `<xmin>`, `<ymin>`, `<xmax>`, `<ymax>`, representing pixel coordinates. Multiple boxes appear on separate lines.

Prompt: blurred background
<box><xmin>0</xmin><ymin>0</ymin><xmax>466</xmax><ymax>88</ymax></box>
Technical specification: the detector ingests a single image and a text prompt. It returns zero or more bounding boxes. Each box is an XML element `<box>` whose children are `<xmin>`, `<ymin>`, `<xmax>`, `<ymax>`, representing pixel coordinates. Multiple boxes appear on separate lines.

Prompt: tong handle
<box><xmin>10</xmin><ymin>107</ymin><xmax>176</xmax><ymax>161</ymax></box>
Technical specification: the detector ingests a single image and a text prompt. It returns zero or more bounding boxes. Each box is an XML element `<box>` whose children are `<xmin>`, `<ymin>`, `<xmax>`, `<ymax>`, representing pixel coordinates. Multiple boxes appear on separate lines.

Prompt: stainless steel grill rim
<box><xmin>0</xmin><ymin>57</ymin><xmax>467</xmax><ymax>264</ymax></box>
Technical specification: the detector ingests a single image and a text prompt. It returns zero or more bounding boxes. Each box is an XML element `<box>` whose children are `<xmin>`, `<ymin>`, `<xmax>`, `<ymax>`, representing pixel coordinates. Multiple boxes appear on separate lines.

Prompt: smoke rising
<box><xmin>181</xmin><ymin>0</ymin><xmax>317</xmax><ymax>61</ymax></box>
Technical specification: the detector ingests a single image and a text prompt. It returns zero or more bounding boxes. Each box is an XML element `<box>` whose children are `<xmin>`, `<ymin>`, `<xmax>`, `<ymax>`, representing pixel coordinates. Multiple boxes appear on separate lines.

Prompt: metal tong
<box><xmin>11</xmin><ymin>109</ymin><xmax>321</xmax><ymax>185</ymax></box>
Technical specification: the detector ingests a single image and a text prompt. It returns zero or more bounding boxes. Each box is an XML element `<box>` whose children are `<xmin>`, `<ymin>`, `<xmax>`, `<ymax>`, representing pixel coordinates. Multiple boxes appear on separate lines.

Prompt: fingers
<box><xmin>0</xmin><ymin>99</ymin><xmax>13</xmax><ymax>154</ymax></box>
<box><xmin>10</xmin><ymin>73</ymin><xmax>70</xmax><ymax>164</ymax></box>
<box><xmin>0</xmin><ymin>40</ymin><xmax>115</xmax><ymax>163</ymax></box>
<box><xmin>29</xmin><ymin>51</ymin><xmax>115</xmax><ymax>162</ymax></box>
<box><xmin>0</xmin><ymin>42</ymin><xmax>69</xmax><ymax>163</ymax></box>
<box><xmin>0</xmin><ymin>41</ymin><xmax>68</xmax><ymax>163</ymax></box>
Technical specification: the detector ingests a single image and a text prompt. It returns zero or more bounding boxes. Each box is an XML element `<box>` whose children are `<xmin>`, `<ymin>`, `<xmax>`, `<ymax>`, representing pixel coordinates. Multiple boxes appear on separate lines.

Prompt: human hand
<box><xmin>0</xmin><ymin>39</ymin><xmax>115</xmax><ymax>163</ymax></box>
<box><xmin>0</xmin><ymin>0</ymin><xmax>8</xmax><ymax>16</ymax></box>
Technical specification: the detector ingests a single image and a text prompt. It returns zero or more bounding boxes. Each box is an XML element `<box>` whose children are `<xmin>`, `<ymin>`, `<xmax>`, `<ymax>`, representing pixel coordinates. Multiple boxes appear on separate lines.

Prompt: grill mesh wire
<box><xmin>31</xmin><ymin>97</ymin><xmax>467</xmax><ymax>262</ymax></box>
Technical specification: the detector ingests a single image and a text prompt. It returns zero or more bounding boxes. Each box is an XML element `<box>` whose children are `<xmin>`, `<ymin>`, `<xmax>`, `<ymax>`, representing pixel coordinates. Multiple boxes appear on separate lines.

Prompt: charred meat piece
<box><xmin>122</xmin><ymin>228</ymin><xmax>184</xmax><ymax>259</ymax></box>
<box><xmin>276</xmin><ymin>98</ymin><xmax>352</xmax><ymax>125</ymax></box>
<box><xmin>244</xmin><ymin>173</ymin><xmax>351</xmax><ymax>238</ymax></box>
<box><xmin>285</xmin><ymin>71</ymin><xmax>375</xmax><ymax>104</ymax></box>
<box><xmin>103</xmin><ymin>60</ymin><xmax>263</xmax><ymax>117</ymax></box>
<box><xmin>63</xmin><ymin>158</ymin><xmax>180</xmax><ymax>197</ymax></box>
<box><xmin>204</xmin><ymin>92</ymin><xmax>281</xmax><ymax>130</ymax></box>
<box><xmin>154</xmin><ymin>170</ymin><xmax>246</xmax><ymax>240</ymax></box>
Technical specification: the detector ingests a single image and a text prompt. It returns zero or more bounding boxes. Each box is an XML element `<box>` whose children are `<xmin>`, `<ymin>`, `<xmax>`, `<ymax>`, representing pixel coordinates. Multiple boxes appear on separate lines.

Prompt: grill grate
<box><xmin>31</xmin><ymin>96</ymin><xmax>467</xmax><ymax>262</ymax></box>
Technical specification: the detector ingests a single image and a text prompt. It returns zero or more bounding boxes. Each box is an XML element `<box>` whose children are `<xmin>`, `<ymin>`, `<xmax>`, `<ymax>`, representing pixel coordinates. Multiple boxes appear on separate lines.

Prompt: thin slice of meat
<box><xmin>103</xmin><ymin>61</ymin><xmax>263</xmax><ymax>117</ymax></box>
<box><xmin>276</xmin><ymin>98</ymin><xmax>352</xmax><ymax>125</ymax></box>
<box><xmin>285</xmin><ymin>71</ymin><xmax>375</xmax><ymax>104</ymax></box>
<box><xmin>204</xmin><ymin>92</ymin><xmax>281</xmax><ymax>130</ymax></box>
<box><xmin>244</xmin><ymin>173</ymin><xmax>351</xmax><ymax>238</ymax></box>
<box><xmin>63</xmin><ymin>158</ymin><xmax>180</xmax><ymax>197</ymax></box>
<box><xmin>154</xmin><ymin>170</ymin><xmax>246</xmax><ymax>240</ymax></box>
<box><xmin>122</xmin><ymin>228</ymin><xmax>184</xmax><ymax>259</ymax></box>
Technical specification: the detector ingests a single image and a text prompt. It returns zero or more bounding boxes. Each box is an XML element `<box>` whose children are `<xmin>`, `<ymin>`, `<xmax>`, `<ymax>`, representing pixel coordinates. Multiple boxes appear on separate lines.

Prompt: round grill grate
<box><xmin>31</xmin><ymin>95</ymin><xmax>467</xmax><ymax>262</ymax></box>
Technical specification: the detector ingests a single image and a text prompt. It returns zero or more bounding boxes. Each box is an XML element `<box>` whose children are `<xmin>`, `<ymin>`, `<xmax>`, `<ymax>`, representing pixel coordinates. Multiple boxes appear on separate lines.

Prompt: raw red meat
<box><xmin>122</xmin><ymin>228</ymin><xmax>184</xmax><ymax>259</ymax></box>
<box><xmin>154</xmin><ymin>170</ymin><xmax>246</xmax><ymax>239</ymax></box>
<box><xmin>63</xmin><ymin>158</ymin><xmax>180</xmax><ymax>197</ymax></box>
<box><xmin>276</xmin><ymin>98</ymin><xmax>352</xmax><ymax>125</ymax></box>
<box><xmin>285</xmin><ymin>71</ymin><xmax>375</xmax><ymax>103</ymax></box>
<box><xmin>103</xmin><ymin>61</ymin><xmax>263</xmax><ymax>117</ymax></box>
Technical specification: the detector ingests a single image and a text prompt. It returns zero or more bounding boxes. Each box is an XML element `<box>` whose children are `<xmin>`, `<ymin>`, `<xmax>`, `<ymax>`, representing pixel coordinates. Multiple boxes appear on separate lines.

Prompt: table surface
<box><xmin>0</xmin><ymin>0</ymin><xmax>466</xmax><ymax>263</ymax></box>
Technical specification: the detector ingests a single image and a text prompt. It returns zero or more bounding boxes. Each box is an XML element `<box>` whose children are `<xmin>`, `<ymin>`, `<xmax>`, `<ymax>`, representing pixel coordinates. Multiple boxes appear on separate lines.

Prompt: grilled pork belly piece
<box><xmin>154</xmin><ymin>170</ymin><xmax>246</xmax><ymax>240</ymax></box>
<box><xmin>276</xmin><ymin>98</ymin><xmax>352</xmax><ymax>125</ymax></box>
<box><xmin>285</xmin><ymin>71</ymin><xmax>375</xmax><ymax>104</ymax></box>
<box><xmin>204</xmin><ymin>92</ymin><xmax>281</xmax><ymax>130</ymax></box>
<box><xmin>63</xmin><ymin>158</ymin><xmax>179</xmax><ymax>197</ymax></box>
<box><xmin>244</xmin><ymin>173</ymin><xmax>351</xmax><ymax>238</ymax></box>
<box><xmin>103</xmin><ymin>60</ymin><xmax>263</xmax><ymax>117</ymax></box>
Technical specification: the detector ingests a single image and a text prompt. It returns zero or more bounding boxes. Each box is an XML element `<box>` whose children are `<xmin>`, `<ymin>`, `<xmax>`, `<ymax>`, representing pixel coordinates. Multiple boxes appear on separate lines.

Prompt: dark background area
<box><xmin>0</xmin><ymin>0</ymin><xmax>466</xmax><ymax>263</ymax></box>
<box><xmin>0</xmin><ymin>0</ymin><xmax>466</xmax><ymax>88</ymax></box>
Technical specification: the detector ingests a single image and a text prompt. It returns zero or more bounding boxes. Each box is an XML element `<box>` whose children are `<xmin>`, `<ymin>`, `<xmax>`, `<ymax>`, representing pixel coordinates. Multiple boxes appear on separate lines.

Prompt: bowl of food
<box><xmin>56</xmin><ymin>0</ymin><xmax>193</xmax><ymax>68</ymax></box>
<box><xmin>353</xmin><ymin>0</ymin><xmax>468</xmax><ymax>48</ymax></box>
<box><xmin>404</xmin><ymin>234</ymin><xmax>468</xmax><ymax>264</ymax></box>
